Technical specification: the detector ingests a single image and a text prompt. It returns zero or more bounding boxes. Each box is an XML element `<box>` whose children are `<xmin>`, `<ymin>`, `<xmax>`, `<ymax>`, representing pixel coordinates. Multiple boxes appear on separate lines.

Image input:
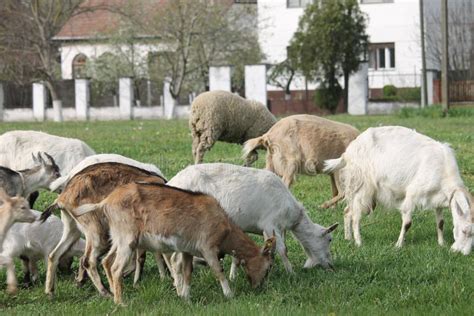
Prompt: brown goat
<box><xmin>243</xmin><ymin>114</ymin><xmax>359</xmax><ymax>208</ymax></box>
<box><xmin>74</xmin><ymin>182</ymin><xmax>277</xmax><ymax>304</ymax></box>
<box><xmin>41</xmin><ymin>162</ymin><xmax>166</xmax><ymax>297</ymax></box>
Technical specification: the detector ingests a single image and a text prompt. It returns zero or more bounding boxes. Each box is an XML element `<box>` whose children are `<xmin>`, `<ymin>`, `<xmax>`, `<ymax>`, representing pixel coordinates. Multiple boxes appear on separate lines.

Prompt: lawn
<box><xmin>0</xmin><ymin>113</ymin><xmax>473</xmax><ymax>315</ymax></box>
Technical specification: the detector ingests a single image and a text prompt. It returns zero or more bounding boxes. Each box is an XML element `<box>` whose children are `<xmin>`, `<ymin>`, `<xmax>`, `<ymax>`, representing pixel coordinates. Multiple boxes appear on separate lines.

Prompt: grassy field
<box><xmin>0</xmin><ymin>113</ymin><xmax>473</xmax><ymax>315</ymax></box>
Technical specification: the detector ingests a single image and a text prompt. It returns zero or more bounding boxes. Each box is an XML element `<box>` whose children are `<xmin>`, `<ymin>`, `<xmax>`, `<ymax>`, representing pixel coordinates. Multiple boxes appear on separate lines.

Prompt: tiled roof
<box><xmin>54</xmin><ymin>0</ymin><xmax>240</xmax><ymax>41</ymax></box>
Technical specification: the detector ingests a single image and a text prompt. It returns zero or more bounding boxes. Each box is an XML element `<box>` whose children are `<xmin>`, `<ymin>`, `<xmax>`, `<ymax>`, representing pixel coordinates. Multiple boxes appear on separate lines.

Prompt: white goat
<box><xmin>0</xmin><ymin>130</ymin><xmax>95</xmax><ymax>175</ymax></box>
<box><xmin>324</xmin><ymin>126</ymin><xmax>473</xmax><ymax>255</ymax></box>
<box><xmin>0</xmin><ymin>210</ymin><xmax>85</xmax><ymax>292</ymax></box>
<box><xmin>0</xmin><ymin>152</ymin><xmax>61</xmax><ymax>200</ymax></box>
<box><xmin>167</xmin><ymin>163</ymin><xmax>338</xmax><ymax>275</ymax></box>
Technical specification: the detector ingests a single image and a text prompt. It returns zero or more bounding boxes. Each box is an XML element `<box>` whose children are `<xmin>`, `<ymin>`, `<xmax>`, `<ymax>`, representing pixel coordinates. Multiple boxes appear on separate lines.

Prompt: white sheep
<box><xmin>243</xmin><ymin>114</ymin><xmax>360</xmax><ymax>208</ymax></box>
<box><xmin>0</xmin><ymin>210</ymin><xmax>85</xmax><ymax>292</ymax></box>
<box><xmin>324</xmin><ymin>126</ymin><xmax>473</xmax><ymax>255</ymax></box>
<box><xmin>167</xmin><ymin>163</ymin><xmax>338</xmax><ymax>275</ymax></box>
<box><xmin>189</xmin><ymin>90</ymin><xmax>276</xmax><ymax>165</ymax></box>
<box><xmin>0</xmin><ymin>130</ymin><xmax>95</xmax><ymax>174</ymax></box>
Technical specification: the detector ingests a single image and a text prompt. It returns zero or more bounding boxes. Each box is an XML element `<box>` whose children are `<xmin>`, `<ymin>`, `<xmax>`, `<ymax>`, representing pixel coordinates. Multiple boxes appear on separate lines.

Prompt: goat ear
<box><xmin>323</xmin><ymin>223</ymin><xmax>339</xmax><ymax>236</ymax></box>
<box><xmin>261</xmin><ymin>236</ymin><xmax>276</xmax><ymax>257</ymax></box>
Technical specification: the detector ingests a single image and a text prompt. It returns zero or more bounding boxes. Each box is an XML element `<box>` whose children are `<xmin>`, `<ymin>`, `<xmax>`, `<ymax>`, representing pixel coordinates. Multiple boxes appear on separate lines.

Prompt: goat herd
<box><xmin>0</xmin><ymin>93</ymin><xmax>472</xmax><ymax>306</ymax></box>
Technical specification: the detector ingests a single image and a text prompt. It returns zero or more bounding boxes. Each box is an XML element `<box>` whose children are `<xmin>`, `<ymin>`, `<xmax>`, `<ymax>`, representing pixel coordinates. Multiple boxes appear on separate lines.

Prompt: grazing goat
<box><xmin>0</xmin><ymin>130</ymin><xmax>95</xmax><ymax>174</ymax></box>
<box><xmin>0</xmin><ymin>152</ymin><xmax>60</xmax><ymax>205</ymax></box>
<box><xmin>243</xmin><ymin>114</ymin><xmax>359</xmax><ymax>208</ymax></box>
<box><xmin>0</xmin><ymin>189</ymin><xmax>37</xmax><ymax>293</ymax></box>
<box><xmin>0</xmin><ymin>130</ymin><xmax>94</xmax><ymax>207</ymax></box>
<box><xmin>324</xmin><ymin>126</ymin><xmax>473</xmax><ymax>255</ymax></box>
<box><xmin>74</xmin><ymin>182</ymin><xmax>277</xmax><ymax>304</ymax></box>
<box><xmin>41</xmin><ymin>159</ymin><xmax>166</xmax><ymax>298</ymax></box>
<box><xmin>0</xmin><ymin>210</ymin><xmax>85</xmax><ymax>293</ymax></box>
<box><xmin>168</xmin><ymin>163</ymin><xmax>338</xmax><ymax>275</ymax></box>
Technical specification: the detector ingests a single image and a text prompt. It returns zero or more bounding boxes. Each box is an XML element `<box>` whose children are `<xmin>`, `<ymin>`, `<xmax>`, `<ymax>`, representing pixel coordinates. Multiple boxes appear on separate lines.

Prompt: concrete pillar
<box><xmin>209</xmin><ymin>66</ymin><xmax>231</xmax><ymax>92</ymax></box>
<box><xmin>33</xmin><ymin>82</ymin><xmax>47</xmax><ymax>121</ymax></box>
<box><xmin>348</xmin><ymin>62</ymin><xmax>369</xmax><ymax>115</ymax></box>
<box><xmin>163</xmin><ymin>78</ymin><xmax>175</xmax><ymax>119</ymax></box>
<box><xmin>52</xmin><ymin>100</ymin><xmax>63</xmax><ymax>122</ymax></box>
<box><xmin>0</xmin><ymin>83</ymin><xmax>4</xmax><ymax>122</ymax></box>
<box><xmin>245</xmin><ymin>65</ymin><xmax>267</xmax><ymax>107</ymax></box>
<box><xmin>75</xmin><ymin>79</ymin><xmax>90</xmax><ymax>120</ymax></box>
<box><xmin>119</xmin><ymin>77</ymin><xmax>134</xmax><ymax>119</ymax></box>
<box><xmin>425</xmin><ymin>70</ymin><xmax>435</xmax><ymax>105</ymax></box>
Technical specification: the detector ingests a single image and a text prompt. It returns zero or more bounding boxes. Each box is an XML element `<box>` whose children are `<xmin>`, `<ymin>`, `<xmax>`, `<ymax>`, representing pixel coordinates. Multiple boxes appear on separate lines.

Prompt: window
<box><xmin>361</xmin><ymin>0</ymin><xmax>393</xmax><ymax>4</ymax></box>
<box><xmin>368</xmin><ymin>43</ymin><xmax>395</xmax><ymax>70</ymax></box>
<box><xmin>287</xmin><ymin>0</ymin><xmax>313</xmax><ymax>8</ymax></box>
<box><xmin>72</xmin><ymin>54</ymin><xmax>88</xmax><ymax>79</ymax></box>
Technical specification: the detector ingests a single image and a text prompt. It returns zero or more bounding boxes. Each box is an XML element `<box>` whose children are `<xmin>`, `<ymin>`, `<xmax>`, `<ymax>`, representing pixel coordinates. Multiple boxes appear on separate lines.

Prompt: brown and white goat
<box><xmin>0</xmin><ymin>189</ymin><xmax>37</xmax><ymax>293</ymax></box>
<box><xmin>74</xmin><ymin>182</ymin><xmax>277</xmax><ymax>304</ymax></box>
<box><xmin>40</xmin><ymin>162</ymin><xmax>166</xmax><ymax>297</ymax></box>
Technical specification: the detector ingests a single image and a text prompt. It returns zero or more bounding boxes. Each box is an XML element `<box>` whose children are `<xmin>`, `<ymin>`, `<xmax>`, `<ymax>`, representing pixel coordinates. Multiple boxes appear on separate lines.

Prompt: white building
<box><xmin>258</xmin><ymin>0</ymin><xmax>423</xmax><ymax>92</ymax></box>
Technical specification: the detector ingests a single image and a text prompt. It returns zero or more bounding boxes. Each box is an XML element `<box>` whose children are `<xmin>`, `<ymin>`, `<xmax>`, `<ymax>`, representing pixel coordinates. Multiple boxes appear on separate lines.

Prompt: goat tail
<box><xmin>323</xmin><ymin>156</ymin><xmax>346</xmax><ymax>174</ymax></box>
<box><xmin>74</xmin><ymin>203</ymin><xmax>102</xmax><ymax>217</ymax></box>
<box><xmin>242</xmin><ymin>136</ymin><xmax>267</xmax><ymax>160</ymax></box>
<box><xmin>40</xmin><ymin>202</ymin><xmax>59</xmax><ymax>223</ymax></box>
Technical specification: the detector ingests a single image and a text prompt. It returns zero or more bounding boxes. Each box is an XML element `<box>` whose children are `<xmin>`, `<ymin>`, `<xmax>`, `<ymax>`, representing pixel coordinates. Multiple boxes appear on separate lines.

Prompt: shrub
<box><xmin>314</xmin><ymin>81</ymin><xmax>342</xmax><ymax>113</ymax></box>
<box><xmin>383</xmin><ymin>85</ymin><xmax>397</xmax><ymax>97</ymax></box>
<box><xmin>398</xmin><ymin>87</ymin><xmax>421</xmax><ymax>102</ymax></box>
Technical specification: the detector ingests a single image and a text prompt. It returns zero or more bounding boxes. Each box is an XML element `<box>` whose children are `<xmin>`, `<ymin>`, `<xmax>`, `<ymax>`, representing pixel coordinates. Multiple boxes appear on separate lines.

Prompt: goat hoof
<box><xmin>7</xmin><ymin>285</ymin><xmax>18</xmax><ymax>295</ymax></box>
<box><xmin>99</xmin><ymin>289</ymin><xmax>112</xmax><ymax>298</ymax></box>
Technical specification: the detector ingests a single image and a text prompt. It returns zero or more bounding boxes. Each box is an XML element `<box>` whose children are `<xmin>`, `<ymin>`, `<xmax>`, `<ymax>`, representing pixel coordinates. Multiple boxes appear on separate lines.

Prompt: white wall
<box><xmin>258</xmin><ymin>0</ymin><xmax>422</xmax><ymax>90</ymax></box>
<box><xmin>59</xmin><ymin>42</ymin><xmax>167</xmax><ymax>80</ymax></box>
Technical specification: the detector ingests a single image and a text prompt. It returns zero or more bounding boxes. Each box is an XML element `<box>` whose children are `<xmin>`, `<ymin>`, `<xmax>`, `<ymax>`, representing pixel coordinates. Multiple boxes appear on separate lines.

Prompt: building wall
<box><xmin>258</xmin><ymin>0</ymin><xmax>422</xmax><ymax>91</ymax></box>
<box><xmin>59</xmin><ymin>42</ymin><xmax>166</xmax><ymax>80</ymax></box>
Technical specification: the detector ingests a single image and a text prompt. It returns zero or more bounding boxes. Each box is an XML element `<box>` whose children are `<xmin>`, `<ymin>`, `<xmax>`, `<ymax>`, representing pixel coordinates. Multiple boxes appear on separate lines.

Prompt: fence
<box><xmin>449</xmin><ymin>80</ymin><xmax>474</xmax><ymax>102</ymax></box>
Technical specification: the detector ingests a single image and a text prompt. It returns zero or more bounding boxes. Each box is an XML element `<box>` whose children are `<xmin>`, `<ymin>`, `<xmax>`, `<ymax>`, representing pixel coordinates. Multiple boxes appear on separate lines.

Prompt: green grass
<box><xmin>0</xmin><ymin>114</ymin><xmax>473</xmax><ymax>315</ymax></box>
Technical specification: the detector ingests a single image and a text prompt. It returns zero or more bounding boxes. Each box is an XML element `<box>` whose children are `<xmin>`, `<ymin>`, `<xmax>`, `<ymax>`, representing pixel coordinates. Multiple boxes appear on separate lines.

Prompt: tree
<box><xmin>289</xmin><ymin>0</ymin><xmax>368</xmax><ymax>113</ymax></box>
<box><xmin>0</xmin><ymin>0</ymin><xmax>105</xmax><ymax>120</ymax></box>
<box><xmin>147</xmin><ymin>0</ymin><xmax>263</xmax><ymax>103</ymax></box>
<box><xmin>424</xmin><ymin>0</ymin><xmax>473</xmax><ymax>81</ymax></box>
<box><xmin>85</xmin><ymin>19</ymin><xmax>150</xmax><ymax>107</ymax></box>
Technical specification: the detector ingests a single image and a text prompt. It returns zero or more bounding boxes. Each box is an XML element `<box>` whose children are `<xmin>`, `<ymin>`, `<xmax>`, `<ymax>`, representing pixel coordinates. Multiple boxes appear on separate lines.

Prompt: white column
<box><xmin>52</xmin><ymin>99</ymin><xmax>63</xmax><ymax>122</ymax></box>
<box><xmin>163</xmin><ymin>78</ymin><xmax>175</xmax><ymax>119</ymax></box>
<box><xmin>75</xmin><ymin>79</ymin><xmax>90</xmax><ymax>120</ymax></box>
<box><xmin>119</xmin><ymin>77</ymin><xmax>134</xmax><ymax>119</ymax></box>
<box><xmin>245</xmin><ymin>65</ymin><xmax>267</xmax><ymax>107</ymax></box>
<box><xmin>209</xmin><ymin>66</ymin><xmax>231</xmax><ymax>92</ymax></box>
<box><xmin>33</xmin><ymin>82</ymin><xmax>47</xmax><ymax>121</ymax></box>
<box><xmin>426</xmin><ymin>70</ymin><xmax>435</xmax><ymax>105</ymax></box>
<box><xmin>0</xmin><ymin>82</ymin><xmax>4</xmax><ymax>122</ymax></box>
<box><xmin>348</xmin><ymin>62</ymin><xmax>369</xmax><ymax>115</ymax></box>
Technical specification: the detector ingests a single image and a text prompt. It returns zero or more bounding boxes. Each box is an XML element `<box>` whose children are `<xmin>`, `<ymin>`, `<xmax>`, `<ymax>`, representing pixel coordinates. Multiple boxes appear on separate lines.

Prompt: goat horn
<box><xmin>323</xmin><ymin>223</ymin><xmax>339</xmax><ymax>235</ymax></box>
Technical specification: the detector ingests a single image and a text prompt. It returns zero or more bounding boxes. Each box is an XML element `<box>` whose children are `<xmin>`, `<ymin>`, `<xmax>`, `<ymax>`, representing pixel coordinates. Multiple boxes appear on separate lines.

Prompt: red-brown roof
<box><xmin>54</xmin><ymin>0</ymin><xmax>241</xmax><ymax>41</ymax></box>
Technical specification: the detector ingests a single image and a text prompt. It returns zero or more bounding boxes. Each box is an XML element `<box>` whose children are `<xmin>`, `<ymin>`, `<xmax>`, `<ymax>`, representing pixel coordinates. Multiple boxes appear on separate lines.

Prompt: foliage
<box><xmin>0</xmin><ymin>0</ymin><xmax>106</xmax><ymax>101</ymax></box>
<box><xmin>85</xmin><ymin>18</ymin><xmax>150</xmax><ymax>103</ymax></box>
<box><xmin>289</xmin><ymin>0</ymin><xmax>368</xmax><ymax>112</ymax></box>
<box><xmin>146</xmin><ymin>0</ymin><xmax>263</xmax><ymax>99</ymax></box>
<box><xmin>383</xmin><ymin>85</ymin><xmax>397</xmax><ymax>97</ymax></box>
<box><xmin>314</xmin><ymin>80</ymin><xmax>343</xmax><ymax>111</ymax></box>
<box><xmin>0</xmin><ymin>115</ymin><xmax>472</xmax><ymax>314</ymax></box>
